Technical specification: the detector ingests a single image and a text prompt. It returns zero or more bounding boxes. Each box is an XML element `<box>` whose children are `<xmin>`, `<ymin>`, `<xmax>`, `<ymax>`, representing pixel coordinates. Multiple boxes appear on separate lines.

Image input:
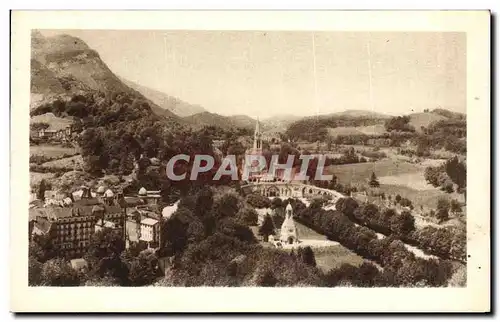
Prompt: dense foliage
<box><xmin>293</xmin><ymin>198</ymin><xmax>455</xmax><ymax>286</ymax></box>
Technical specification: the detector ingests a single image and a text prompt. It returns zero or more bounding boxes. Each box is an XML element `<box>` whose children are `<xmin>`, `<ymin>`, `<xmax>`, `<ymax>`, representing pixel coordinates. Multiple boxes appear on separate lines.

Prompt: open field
<box><xmin>378</xmin><ymin>172</ymin><xmax>435</xmax><ymax>191</ymax></box>
<box><xmin>327</xmin><ymin>159</ymin><xmax>422</xmax><ymax>186</ymax></box>
<box><xmin>366</xmin><ymin>184</ymin><xmax>465</xmax><ymax>210</ymax></box>
<box><xmin>31</xmin><ymin>112</ymin><xmax>73</xmax><ymax>131</ymax></box>
<box><xmin>328</xmin><ymin>158</ymin><xmax>465</xmax><ymax>210</ymax></box>
<box><xmin>313</xmin><ymin>245</ymin><xmax>364</xmax><ymax>272</ymax></box>
<box><xmin>30</xmin><ymin>144</ymin><xmax>79</xmax><ymax>158</ymax></box>
<box><xmin>30</xmin><ymin>172</ymin><xmax>55</xmax><ymax>186</ymax></box>
<box><xmin>40</xmin><ymin>154</ymin><xmax>83</xmax><ymax>169</ymax></box>
<box><xmin>295</xmin><ymin>221</ymin><xmax>329</xmax><ymax>240</ymax></box>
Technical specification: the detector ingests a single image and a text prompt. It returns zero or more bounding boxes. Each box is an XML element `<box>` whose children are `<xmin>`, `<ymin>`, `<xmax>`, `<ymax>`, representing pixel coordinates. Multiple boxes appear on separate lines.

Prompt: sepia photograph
<box><xmin>10</xmin><ymin>10</ymin><xmax>490</xmax><ymax>312</ymax></box>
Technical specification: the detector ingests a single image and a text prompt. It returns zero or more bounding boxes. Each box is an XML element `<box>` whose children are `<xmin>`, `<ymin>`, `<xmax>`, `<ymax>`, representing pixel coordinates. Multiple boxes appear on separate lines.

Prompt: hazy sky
<box><xmin>40</xmin><ymin>30</ymin><xmax>466</xmax><ymax>118</ymax></box>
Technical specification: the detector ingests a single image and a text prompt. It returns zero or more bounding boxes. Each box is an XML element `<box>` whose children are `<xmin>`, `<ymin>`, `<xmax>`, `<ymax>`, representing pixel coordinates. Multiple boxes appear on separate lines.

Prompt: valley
<box><xmin>28</xmin><ymin>30</ymin><xmax>467</xmax><ymax>289</ymax></box>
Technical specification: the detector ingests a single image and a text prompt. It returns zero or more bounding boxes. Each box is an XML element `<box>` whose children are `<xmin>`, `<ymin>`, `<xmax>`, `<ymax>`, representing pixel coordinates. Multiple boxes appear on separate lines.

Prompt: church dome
<box><xmin>286</xmin><ymin>203</ymin><xmax>293</xmax><ymax>211</ymax></box>
<box><xmin>138</xmin><ymin>187</ymin><xmax>147</xmax><ymax>196</ymax></box>
<box><xmin>104</xmin><ymin>189</ymin><xmax>114</xmax><ymax>198</ymax></box>
<box><xmin>97</xmin><ymin>186</ymin><xmax>105</xmax><ymax>194</ymax></box>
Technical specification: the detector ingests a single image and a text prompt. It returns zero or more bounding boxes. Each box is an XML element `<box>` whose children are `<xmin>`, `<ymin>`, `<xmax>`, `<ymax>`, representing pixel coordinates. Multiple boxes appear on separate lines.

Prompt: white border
<box><xmin>10</xmin><ymin>10</ymin><xmax>490</xmax><ymax>313</ymax></box>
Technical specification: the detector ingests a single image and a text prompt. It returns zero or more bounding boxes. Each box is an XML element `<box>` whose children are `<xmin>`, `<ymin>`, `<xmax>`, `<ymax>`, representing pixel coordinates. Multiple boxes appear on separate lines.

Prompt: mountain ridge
<box><xmin>118</xmin><ymin>77</ymin><xmax>207</xmax><ymax>117</ymax></box>
<box><xmin>30</xmin><ymin>31</ymin><xmax>181</xmax><ymax>122</ymax></box>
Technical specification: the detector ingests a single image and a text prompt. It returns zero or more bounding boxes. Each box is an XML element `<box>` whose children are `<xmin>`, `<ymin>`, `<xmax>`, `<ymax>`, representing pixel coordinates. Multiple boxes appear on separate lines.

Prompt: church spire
<box><xmin>253</xmin><ymin>117</ymin><xmax>262</xmax><ymax>150</ymax></box>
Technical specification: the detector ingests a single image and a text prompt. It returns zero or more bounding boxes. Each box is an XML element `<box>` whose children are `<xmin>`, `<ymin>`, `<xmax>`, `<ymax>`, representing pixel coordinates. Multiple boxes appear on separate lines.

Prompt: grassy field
<box><xmin>327</xmin><ymin>159</ymin><xmax>422</xmax><ymax>186</ymax></box>
<box><xmin>40</xmin><ymin>154</ymin><xmax>83</xmax><ymax>169</ymax></box>
<box><xmin>378</xmin><ymin>172</ymin><xmax>435</xmax><ymax>191</ymax></box>
<box><xmin>328</xmin><ymin>158</ymin><xmax>465</xmax><ymax>209</ymax></box>
<box><xmin>31</xmin><ymin>113</ymin><xmax>73</xmax><ymax>131</ymax></box>
<box><xmin>295</xmin><ymin>221</ymin><xmax>329</xmax><ymax>240</ymax></box>
<box><xmin>30</xmin><ymin>144</ymin><xmax>79</xmax><ymax>158</ymax></box>
<box><xmin>30</xmin><ymin>172</ymin><xmax>55</xmax><ymax>186</ymax></box>
<box><xmin>314</xmin><ymin>245</ymin><xmax>364</xmax><ymax>272</ymax></box>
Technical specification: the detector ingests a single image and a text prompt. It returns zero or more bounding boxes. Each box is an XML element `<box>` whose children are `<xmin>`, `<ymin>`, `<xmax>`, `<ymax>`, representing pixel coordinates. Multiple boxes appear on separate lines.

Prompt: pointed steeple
<box><xmin>253</xmin><ymin>117</ymin><xmax>262</xmax><ymax>150</ymax></box>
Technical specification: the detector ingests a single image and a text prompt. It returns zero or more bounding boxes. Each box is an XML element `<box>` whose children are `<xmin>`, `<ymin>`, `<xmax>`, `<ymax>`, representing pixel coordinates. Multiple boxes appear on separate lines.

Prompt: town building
<box><xmin>139</xmin><ymin>217</ymin><xmax>160</xmax><ymax>248</ymax></box>
<box><xmin>29</xmin><ymin>187</ymin><xmax>126</xmax><ymax>259</ymax></box>
<box><xmin>138</xmin><ymin>187</ymin><xmax>161</xmax><ymax>206</ymax></box>
<box><xmin>38</xmin><ymin>125</ymin><xmax>72</xmax><ymax>142</ymax></box>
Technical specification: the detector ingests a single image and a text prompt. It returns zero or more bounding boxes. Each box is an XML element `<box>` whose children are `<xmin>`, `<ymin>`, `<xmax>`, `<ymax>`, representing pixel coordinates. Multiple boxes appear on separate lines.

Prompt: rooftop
<box><xmin>141</xmin><ymin>218</ymin><xmax>159</xmax><ymax>226</ymax></box>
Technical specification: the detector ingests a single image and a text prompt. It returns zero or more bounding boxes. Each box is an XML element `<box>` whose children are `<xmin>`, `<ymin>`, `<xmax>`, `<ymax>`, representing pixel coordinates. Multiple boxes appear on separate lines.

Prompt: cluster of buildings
<box><xmin>29</xmin><ymin>184</ymin><xmax>179</xmax><ymax>260</ymax></box>
<box><xmin>31</xmin><ymin>125</ymin><xmax>73</xmax><ymax>142</ymax></box>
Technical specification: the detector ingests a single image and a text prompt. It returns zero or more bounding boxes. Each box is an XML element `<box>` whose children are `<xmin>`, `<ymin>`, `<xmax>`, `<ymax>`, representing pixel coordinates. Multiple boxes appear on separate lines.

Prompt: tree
<box><xmin>390</xmin><ymin>211</ymin><xmax>415</xmax><ymax>236</ymax></box>
<box><xmin>194</xmin><ymin>188</ymin><xmax>214</xmax><ymax>218</ymax></box>
<box><xmin>368</xmin><ymin>172</ymin><xmax>380</xmax><ymax>187</ymax></box>
<box><xmin>335</xmin><ymin>197</ymin><xmax>359</xmax><ymax>218</ymax></box>
<box><xmin>445</xmin><ymin>157</ymin><xmax>467</xmax><ymax>200</ymax></box>
<box><xmin>436</xmin><ymin>198</ymin><xmax>450</xmax><ymax>223</ymax></box>
<box><xmin>236</xmin><ymin>207</ymin><xmax>259</xmax><ymax>226</ymax></box>
<box><xmin>298</xmin><ymin>246</ymin><xmax>316</xmax><ymax>267</ymax></box>
<box><xmin>28</xmin><ymin>256</ymin><xmax>43</xmax><ymax>286</ymax></box>
<box><xmin>213</xmin><ymin>193</ymin><xmax>240</xmax><ymax>219</ymax></box>
<box><xmin>127</xmin><ymin>250</ymin><xmax>160</xmax><ymax>286</ymax></box>
<box><xmin>259</xmin><ymin>214</ymin><xmax>275</xmax><ymax>242</ymax></box>
<box><xmin>30</xmin><ymin>234</ymin><xmax>57</xmax><ymax>262</ymax></box>
<box><xmin>119</xmin><ymin>152</ymin><xmax>135</xmax><ymax>175</ymax></box>
<box><xmin>246</xmin><ymin>193</ymin><xmax>271</xmax><ymax>209</ymax></box>
<box><xmin>450</xmin><ymin>199</ymin><xmax>463</xmax><ymax>215</ymax></box>
<box><xmin>257</xmin><ymin>270</ymin><xmax>278</xmax><ymax>287</ymax></box>
<box><xmin>40</xmin><ymin>258</ymin><xmax>81</xmax><ymax>286</ymax></box>
<box><xmin>219</xmin><ymin>218</ymin><xmax>256</xmax><ymax>243</ymax></box>
<box><xmin>271</xmin><ymin>197</ymin><xmax>283</xmax><ymax>209</ymax></box>
<box><xmin>163</xmin><ymin>213</ymin><xmax>190</xmax><ymax>255</ymax></box>
<box><xmin>37</xmin><ymin>179</ymin><xmax>49</xmax><ymax>201</ymax></box>
<box><xmin>85</xmin><ymin>228</ymin><xmax>126</xmax><ymax>280</ymax></box>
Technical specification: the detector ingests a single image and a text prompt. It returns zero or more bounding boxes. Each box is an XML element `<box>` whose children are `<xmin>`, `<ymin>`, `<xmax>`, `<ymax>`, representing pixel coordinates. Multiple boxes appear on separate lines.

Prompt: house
<box><xmin>139</xmin><ymin>217</ymin><xmax>160</xmax><ymax>248</ymax></box>
<box><xmin>38</xmin><ymin>128</ymin><xmax>58</xmax><ymax>139</ymax></box>
<box><xmin>38</xmin><ymin>125</ymin><xmax>72</xmax><ymax>142</ymax></box>
<box><xmin>137</xmin><ymin>187</ymin><xmax>161</xmax><ymax>206</ymax></box>
<box><xmin>28</xmin><ymin>188</ymin><xmax>126</xmax><ymax>259</ymax></box>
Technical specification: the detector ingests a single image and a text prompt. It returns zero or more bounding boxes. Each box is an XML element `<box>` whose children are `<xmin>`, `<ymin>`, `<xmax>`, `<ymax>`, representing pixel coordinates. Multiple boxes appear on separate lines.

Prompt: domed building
<box><xmin>104</xmin><ymin>189</ymin><xmax>114</xmax><ymax>198</ymax></box>
<box><xmin>97</xmin><ymin>186</ymin><xmax>106</xmax><ymax>195</ymax></box>
<box><xmin>138</xmin><ymin>187</ymin><xmax>147</xmax><ymax>196</ymax></box>
<box><xmin>280</xmin><ymin>204</ymin><xmax>299</xmax><ymax>245</ymax></box>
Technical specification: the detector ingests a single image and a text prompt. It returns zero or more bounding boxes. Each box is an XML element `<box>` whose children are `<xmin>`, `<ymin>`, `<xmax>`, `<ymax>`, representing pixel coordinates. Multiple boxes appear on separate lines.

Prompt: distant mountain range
<box><xmin>29</xmin><ymin>31</ymin><xmax>465</xmax><ymax>136</ymax></box>
<box><xmin>319</xmin><ymin>110</ymin><xmax>392</xmax><ymax>119</ymax></box>
<box><xmin>118</xmin><ymin>77</ymin><xmax>207</xmax><ymax>117</ymax></box>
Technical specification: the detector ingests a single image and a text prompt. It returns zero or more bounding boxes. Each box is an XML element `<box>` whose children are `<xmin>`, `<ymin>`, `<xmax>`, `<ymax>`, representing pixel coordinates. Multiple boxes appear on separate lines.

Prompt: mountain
<box><xmin>30</xmin><ymin>31</ymin><xmax>179</xmax><ymax>121</ymax></box>
<box><xmin>182</xmin><ymin>112</ymin><xmax>259</xmax><ymax>131</ymax></box>
<box><xmin>118</xmin><ymin>77</ymin><xmax>206</xmax><ymax>117</ymax></box>
<box><xmin>320</xmin><ymin>109</ymin><xmax>391</xmax><ymax>119</ymax></box>
<box><xmin>262</xmin><ymin>114</ymin><xmax>304</xmax><ymax>133</ymax></box>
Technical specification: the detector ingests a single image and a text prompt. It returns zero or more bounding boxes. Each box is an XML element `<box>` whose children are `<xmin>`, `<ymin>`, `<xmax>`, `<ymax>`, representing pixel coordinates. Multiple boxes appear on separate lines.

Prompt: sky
<box><xmin>40</xmin><ymin>30</ymin><xmax>466</xmax><ymax>118</ymax></box>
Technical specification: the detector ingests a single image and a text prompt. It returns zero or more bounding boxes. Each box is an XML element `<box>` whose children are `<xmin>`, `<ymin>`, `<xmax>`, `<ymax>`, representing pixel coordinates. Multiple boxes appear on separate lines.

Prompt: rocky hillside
<box><xmin>30</xmin><ymin>31</ymin><xmax>179</xmax><ymax>121</ymax></box>
<box><xmin>119</xmin><ymin>77</ymin><xmax>206</xmax><ymax>117</ymax></box>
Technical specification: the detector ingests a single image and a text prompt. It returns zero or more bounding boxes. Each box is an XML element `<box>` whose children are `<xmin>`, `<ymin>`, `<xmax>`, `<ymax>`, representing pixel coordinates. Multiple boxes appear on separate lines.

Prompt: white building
<box><xmin>140</xmin><ymin>217</ymin><xmax>159</xmax><ymax>245</ymax></box>
<box><xmin>280</xmin><ymin>204</ymin><xmax>299</xmax><ymax>245</ymax></box>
